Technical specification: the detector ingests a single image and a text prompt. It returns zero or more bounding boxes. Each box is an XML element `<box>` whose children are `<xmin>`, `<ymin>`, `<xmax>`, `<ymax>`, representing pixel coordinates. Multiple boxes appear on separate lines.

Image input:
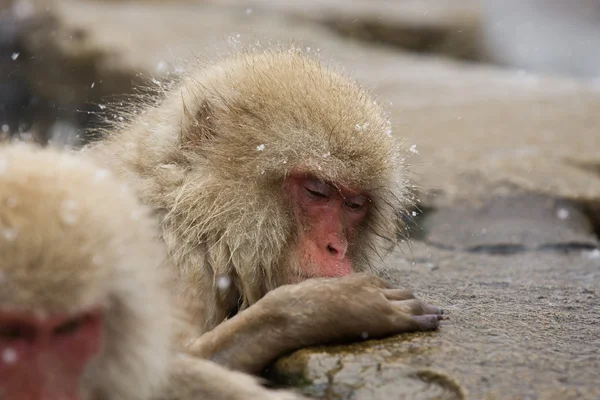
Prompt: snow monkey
<box><xmin>86</xmin><ymin>47</ymin><xmax>444</xmax><ymax>374</ymax></box>
<box><xmin>0</xmin><ymin>144</ymin><xmax>306</xmax><ymax>400</ymax></box>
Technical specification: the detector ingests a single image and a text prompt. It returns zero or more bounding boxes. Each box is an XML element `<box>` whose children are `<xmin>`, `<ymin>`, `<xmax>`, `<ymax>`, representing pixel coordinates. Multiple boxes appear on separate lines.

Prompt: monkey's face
<box><xmin>135</xmin><ymin>49</ymin><xmax>414</xmax><ymax>303</ymax></box>
<box><xmin>0</xmin><ymin>145</ymin><xmax>171</xmax><ymax>400</ymax></box>
<box><xmin>282</xmin><ymin>173</ymin><xmax>370</xmax><ymax>282</ymax></box>
<box><xmin>0</xmin><ymin>171</ymin><xmax>112</xmax><ymax>400</ymax></box>
<box><xmin>0</xmin><ymin>309</ymin><xmax>104</xmax><ymax>400</ymax></box>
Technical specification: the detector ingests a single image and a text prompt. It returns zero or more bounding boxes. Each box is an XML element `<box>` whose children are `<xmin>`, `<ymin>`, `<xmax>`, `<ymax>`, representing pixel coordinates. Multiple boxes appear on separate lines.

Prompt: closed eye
<box><xmin>0</xmin><ymin>324</ymin><xmax>33</xmax><ymax>341</ymax></box>
<box><xmin>344</xmin><ymin>195</ymin><xmax>368</xmax><ymax>210</ymax></box>
<box><xmin>53</xmin><ymin>316</ymin><xmax>85</xmax><ymax>336</ymax></box>
<box><xmin>305</xmin><ymin>187</ymin><xmax>328</xmax><ymax>198</ymax></box>
<box><xmin>344</xmin><ymin>200</ymin><xmax>363</xmax><ymax>209</ymax></box>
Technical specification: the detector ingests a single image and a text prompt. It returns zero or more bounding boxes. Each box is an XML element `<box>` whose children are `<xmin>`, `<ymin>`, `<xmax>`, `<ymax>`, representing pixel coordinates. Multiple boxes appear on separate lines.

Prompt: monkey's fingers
<box><xmin>383</xmin><ymin>288</ymin><xmax>415</xmax><ymax>301</ymax></box>
<box><xmin>392</xmin><ymin>299</ymin><xmax>443</xmax><ymax>316</ymax></box>
<box><xmin>411</xmin><ymin>314</ymin><xmax>444</xmax><ymax>331</ymax></box>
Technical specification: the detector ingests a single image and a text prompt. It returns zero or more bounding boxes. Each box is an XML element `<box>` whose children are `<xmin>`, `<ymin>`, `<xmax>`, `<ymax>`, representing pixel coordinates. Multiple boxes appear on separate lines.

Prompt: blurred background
<box><xmin>2</xmin><ymin>3</ymin><xmax>600</xmax><ymax>399</ymax></box>
<box><xmin>2</xmin><ymin>0</ymin><xmax>600</xmax><ymax>146</ymax></box>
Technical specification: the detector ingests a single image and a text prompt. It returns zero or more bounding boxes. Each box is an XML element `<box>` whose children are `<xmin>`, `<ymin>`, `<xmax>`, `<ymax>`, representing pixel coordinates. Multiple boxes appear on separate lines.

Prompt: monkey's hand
<box><xmin>188</xmin><ymin>273</ymin><xmax>443</xmax><ymax>374</ymax></box>
<box><xmin>277</xmin><ymin>272</ymin><xmax>444</xmax><ymax>338</ymax></box>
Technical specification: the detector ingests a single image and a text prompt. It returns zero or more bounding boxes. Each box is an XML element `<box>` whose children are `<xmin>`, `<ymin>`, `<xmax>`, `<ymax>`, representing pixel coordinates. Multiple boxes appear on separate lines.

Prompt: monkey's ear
<box><xmin>179</xmin><ymin>98</ymin><xmax>216</xmax><ymax>148</ymax></box>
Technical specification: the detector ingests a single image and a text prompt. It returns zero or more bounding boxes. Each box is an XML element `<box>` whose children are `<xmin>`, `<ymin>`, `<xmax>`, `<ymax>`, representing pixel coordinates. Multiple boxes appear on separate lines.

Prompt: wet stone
<box><xmin>2</xmin><ymin>1</ymin><xmax>600</xmax><ymax>399</ymax></box>
<box><xmin>270</xmin><ymin>338</ymin><xmax>464</xmax><ymax>400</ymax></box>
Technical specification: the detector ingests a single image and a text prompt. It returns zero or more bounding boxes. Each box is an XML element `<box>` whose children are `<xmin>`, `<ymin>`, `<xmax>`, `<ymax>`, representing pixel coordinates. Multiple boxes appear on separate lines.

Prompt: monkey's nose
<box><xmin>326</xmin><ymin>242</ymin><xmax>347</xmax><ymax>260</ymax></box>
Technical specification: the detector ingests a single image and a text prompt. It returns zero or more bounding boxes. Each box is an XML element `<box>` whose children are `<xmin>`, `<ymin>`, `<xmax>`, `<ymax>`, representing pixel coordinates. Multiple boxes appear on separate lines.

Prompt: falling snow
<box><xmin>1</xmin><ymin>125</ymin><xmax>8</xmax><ymax>133</ymax></box>
<box><xmin>245</xmin><ymin>8</ymin><xmax>253</xmax><ymax>15</ymax></box>
<box><xmin>156</xmin><ymin>60</ymin><xmax>168</xmax><ymax>73</ymax></box>
<box><xmin>556</xmin><ymin>208</ymin><xmax>570</xmax><ymax>220</ymax></box>
<box><xmin>94</xmin><ymin>168</ymin><xmax>110</xmax><ymax>181</ymax></box>
<box><xmin>425</xmin><ymin>262</ymin><xmax>438</xmax><ymax>271</ymax></box>
<box><xmin>360</xmin><ymin>332</ymin><xmax>369</xmax><ymax>339</ymax></box>
<box><xmin>92</xmin><ymin>254</ymin><xmax>104</xmax><ymax>266</ymax></box>
<box><xmin>256</xmin><ymin>144</ymin><xmax>265</xmax><ymax>151</ymax></box>
<box><xmin>587</xmin><ymin>249</ymin><xmax>600</xmax><ymax>259</ymax></box>
<box><xmin>98</xmin><ymin>104</ymin><xmax>106</xmax><ymax>110</ymax></box>
<box><xmin>409</xmin><ymin>144</ymin><xmax>419</xmax><ymax>154</ymax></box>
<box><xmin>1</xmin><ymin>348</ymin><xmax>17</xmax><ymax>364</ymax></box>
<box><xmin>60</xmin><ymin>200</ymin><xmax>79</xmax><ymax>225</ymax></box>
<box><xmin>355</xmin><ymin>122</ymin><xmax>370</xmax><ymax>132</ymax></box>
<box><xmin>227</xmin><ymin>34</ymin><xmax>241</xmax><ymax>46</ymax></box>
<box><xmin>2</xmin><ymin>228</ymin><xmax>17</xmax><ymax>242</ymax></box>
<box><xmin>12</xmin><ymin>0</ymin><xmax>34</xmax><ymax>19</ymax></box>
<box><xmin>130</xmin><ymin>209</ymin><xmax>144</xmax><ymax>221</ymax></box>
<box><xmin>216</xmin><ymin>276</ymin><xmax>231</xmax><ymax>290</ymax></box>
<box><xmin>11</xmin><ymin>52</ymin><xmax>19</xmax><ymax>60</ymax></box>
<box><xmin>61</xmin><ymin>213</ymin><xmax>78</xmax><ymax>225</ymax></box>
<box><xmin>90</xmin><ymin>82</ymin><xmax>95</xmax><ymax>88</ymax></box>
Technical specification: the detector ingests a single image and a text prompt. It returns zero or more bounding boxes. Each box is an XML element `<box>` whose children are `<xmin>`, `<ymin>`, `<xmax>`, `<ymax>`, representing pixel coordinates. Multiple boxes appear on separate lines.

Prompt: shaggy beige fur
<box><xmin>86</xmin><ymin>46</ymin><xmax>414</xmax><ymax>337</ymax></box>
<box><xmin>0</xmin><ymin>143</ymin><xmax>306</xmax><ymax>400</ymax></box>
<box><xmin>0</xmin><ymin>143</ymin><xmax>172</xmax><ymax>400</ymax></box>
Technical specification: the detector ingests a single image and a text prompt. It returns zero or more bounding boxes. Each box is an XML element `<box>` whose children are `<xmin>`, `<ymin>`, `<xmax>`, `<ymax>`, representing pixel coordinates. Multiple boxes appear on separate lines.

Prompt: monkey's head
<box><xmin>0</xmin><ymin>144</ymin><xmax>172</xmax><ymax>400</ymax></box>
<box><xmin>97</xmin><ymin>48</ymin><xmax>414</xmax><ymax>307</ymax></box>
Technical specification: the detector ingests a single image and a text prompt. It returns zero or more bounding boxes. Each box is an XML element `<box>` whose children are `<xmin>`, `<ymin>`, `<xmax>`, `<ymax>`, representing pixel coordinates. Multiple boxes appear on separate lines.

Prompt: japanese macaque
<box><xmin>86</xmin><ymin>46</ymin><xmax>444</xmax><ymax>374</ymax></box>
<box><xmin>0</xmin><ymin>144</ymin><xmax>305</xmax><ymax>400</ymax></box>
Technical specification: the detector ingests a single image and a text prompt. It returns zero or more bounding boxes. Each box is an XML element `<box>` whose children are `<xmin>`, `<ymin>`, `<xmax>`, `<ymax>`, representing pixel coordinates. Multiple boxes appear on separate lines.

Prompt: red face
<box><xmin>0</xmin><ymin>309</ymin><xmax>103</xmax><ymax>400</ymax></box>
<box><xmin>284</xmin><ymin>174</ymin><xmax>370</xmax><ymax>280</ymax></box>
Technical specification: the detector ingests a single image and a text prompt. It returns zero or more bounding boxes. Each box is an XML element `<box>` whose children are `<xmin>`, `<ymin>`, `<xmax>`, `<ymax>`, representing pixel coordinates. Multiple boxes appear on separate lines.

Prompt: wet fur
<box><xmin>0</xmin><ymin>144</ymin><xmax>172</xmax><ymax>400</ymax></box>
<box><xmin>0</xmin><ymin>144</ymin><xmax>307</xmax><ymax>400</ymax></box>
<box><xmin>85</xmin><ymin>46</ymin><xmax>415</xmax><ymax>338</ymax></box>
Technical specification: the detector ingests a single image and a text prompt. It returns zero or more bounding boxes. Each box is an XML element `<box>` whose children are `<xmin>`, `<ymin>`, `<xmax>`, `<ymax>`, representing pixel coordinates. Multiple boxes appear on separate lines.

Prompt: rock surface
<box><xmin>271</xmin><ymin>196</ymin><xmax>600</xmax><ymax>400</ymax></box>
<box><xmin>1</xmin><ymin>1</ymin><xmax>599</xmax><ymax>399</ymax></box>
<box><xmin>207</xmin><ymin>0</ymin><xmax>482</xmax><ymax>60</ymax></box>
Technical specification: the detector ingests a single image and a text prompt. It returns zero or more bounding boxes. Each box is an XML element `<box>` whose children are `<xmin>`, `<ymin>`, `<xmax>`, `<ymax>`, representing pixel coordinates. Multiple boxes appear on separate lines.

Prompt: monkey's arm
<box><xmin>157</xmin><ymin>353</ymin><xmax>306</xmax><ymax>400</ymax></box>
<box><xmin>188</xmin><ymin>274</ymin><xmax>443</xmax><ymax>374</ymax></box>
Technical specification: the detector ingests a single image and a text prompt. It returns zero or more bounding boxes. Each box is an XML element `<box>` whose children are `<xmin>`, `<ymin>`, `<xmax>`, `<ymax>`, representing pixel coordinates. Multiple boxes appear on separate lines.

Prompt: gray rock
<box><xmin>421</xmin><ymin>194</ymin><xmax>598</xmax><ymax>252</ymax></box>
<box><xmin>272</xmin><ymin>240</ymin><xmax>600</xmax><ymax>399</ymax></box>
<box><xmin>2</xmin><ymin>1</ymin><xmax>599</xmax><ymax>398</ymax></box>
